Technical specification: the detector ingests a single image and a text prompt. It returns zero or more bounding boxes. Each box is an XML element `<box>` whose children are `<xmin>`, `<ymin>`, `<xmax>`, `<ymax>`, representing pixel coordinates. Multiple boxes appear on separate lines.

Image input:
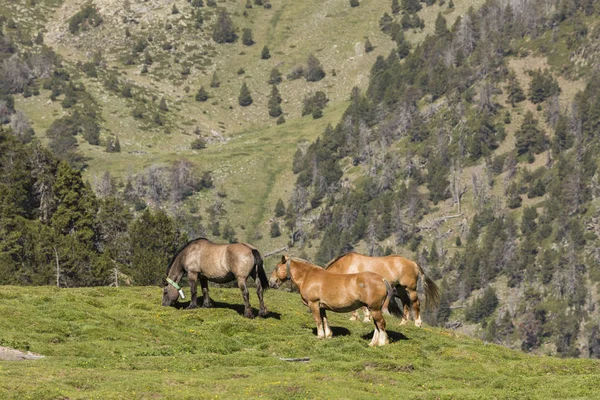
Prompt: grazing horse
<box><xmin>162</xmin><ymin>238</ymin><xmax>268</xmax><ymax>319</ymax></box>
<box><xmin>325</xmin><ymin>252</ymin><xmax>440</xmax><ymax>327</ymax></box>
<box><xmin>269</xmin><ymin>256</ymin><xmax>402</xmax><ymax>346</ymax></box>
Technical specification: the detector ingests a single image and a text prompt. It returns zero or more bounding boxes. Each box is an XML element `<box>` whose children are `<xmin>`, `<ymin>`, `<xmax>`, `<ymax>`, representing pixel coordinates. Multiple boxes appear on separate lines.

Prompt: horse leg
<box><xmin>200</xmin><ymin>277</ymin><xmax>212</xmax><ymax>308</ymax></box>
<box><xmin>409</xmin><ymin>289</ymin><xmax>422</xmax><ymax>327</ymax></box>
<box><xmin>396</xmin><ymin>285</ymin><xmax>411</xmax><ymax>325</ymax></box>
<box><xmin>362</xmin><ymin>307</ymin><xmax>372</xmax><ymax>323</ymax></box>
<box><xmin>320</xmin><ymin>308</ymin><xmax>333</xmax><ymax>339</ymax></box>
<box><xmin>371</xmin><ymin>309</ymin><xmax>389</xmax><ymax>346</ymax></box>
<box><xmin>187</xmin><ymin>272</ymin><xmax>199</xmax><ymax>309</ymax></box>
<box><xmin>369</xmin><ymin>318</ymin><xmax>380</xmax><ymax>347</ymax></box>
<box><xmin>255</xmin><ymin>273</ymin><xmax>268</xmax><ymax>317</ymax></box>
<box><xmin>309</xmin><ymin>302</ymin><xmax>325</xmax><ymax>339</ymax></box>
<box><xmin>237</xmin><ymin>277</ymin><xmax>254</xmax><ymax>319</ymax></box>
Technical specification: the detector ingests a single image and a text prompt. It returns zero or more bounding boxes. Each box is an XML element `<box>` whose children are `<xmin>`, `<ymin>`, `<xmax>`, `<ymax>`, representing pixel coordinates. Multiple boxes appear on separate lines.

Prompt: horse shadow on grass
<box><xmin>311</xmin><ymin>326</ymin><xmax>352</xmax><ymax>337</ymax></box>
<box><xmin>172</xmin><ymin>299</ymin><xmax>281</xmax><ymax>319</ymax></box>
<box><xmin>361</xmin><ymin>330</ymin><xmax>409</xmax><ymax>343</ymax></box>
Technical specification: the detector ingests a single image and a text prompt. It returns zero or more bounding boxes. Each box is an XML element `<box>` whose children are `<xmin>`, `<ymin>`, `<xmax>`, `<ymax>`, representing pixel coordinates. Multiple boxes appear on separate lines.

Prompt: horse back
<box><xmin>327</xmin><ymin>253</ymin><xmax>403</xmax><ymax>285</ymax></box>
<box><xmin>181</xmin><ymin>240</ymin><xmax>254</xmax><ymax>279</ymax></box>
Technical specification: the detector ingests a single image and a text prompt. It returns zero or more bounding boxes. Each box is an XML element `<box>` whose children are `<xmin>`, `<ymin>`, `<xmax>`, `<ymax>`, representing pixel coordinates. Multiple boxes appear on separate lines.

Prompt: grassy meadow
<box><xmin>1</xmin><ymin>285</ymin><xmax>600</xmax><ymax>399</ymax></box>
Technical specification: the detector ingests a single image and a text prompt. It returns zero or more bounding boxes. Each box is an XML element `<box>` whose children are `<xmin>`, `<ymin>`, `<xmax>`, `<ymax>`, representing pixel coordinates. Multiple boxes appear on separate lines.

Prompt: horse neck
<box><xmin>167</xmin><ymin>254</ymin><xmax>185</xmax><ymax>282</ymax></box>
<box><xmin>289</xmin><ymin>260</ymin><xmax>314</xmax><ymax>290</ymax></box>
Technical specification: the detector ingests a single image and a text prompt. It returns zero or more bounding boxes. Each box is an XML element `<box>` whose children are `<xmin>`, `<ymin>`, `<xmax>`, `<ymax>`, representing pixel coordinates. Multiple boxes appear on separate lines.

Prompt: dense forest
<box><xmin>1</xmin><ymin>0</ymin><xmax>600</xmax><ymax>359</ymax></box>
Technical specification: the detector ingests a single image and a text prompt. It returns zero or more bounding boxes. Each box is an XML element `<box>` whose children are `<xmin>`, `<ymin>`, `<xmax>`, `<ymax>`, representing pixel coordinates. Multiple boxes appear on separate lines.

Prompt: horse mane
<box><xmin>165</xmin><ymin>237</ymin><xmax>210</xmax><ymax>275</ymax></box>
<box><xmin>324</xmin><ymin>253</ymin><xmax>351</xmax><ymax>270</ymax></box>
<box><xmin>290</xmin><ymin>257</ymin><xmax>321</xmax><ymax>268</ymax></box>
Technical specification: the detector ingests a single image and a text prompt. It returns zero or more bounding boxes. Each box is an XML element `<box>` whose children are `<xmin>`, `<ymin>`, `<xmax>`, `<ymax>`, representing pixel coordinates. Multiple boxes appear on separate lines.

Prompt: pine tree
<box><xmin>268</xmin><ymin>67</ymin><xmax>282</xmax><ymax>84</ymax></box>
<box><xmin>159</xmin><ymin>97</ymin><xmax>168</xmax><ymax>111</ymax></box>
<box><xmin>306</xmin><ymin>54</ymin><xmax>326</xmax><ymax>82</ymax></box>
<box><xmin>195</xmin><ymin>86</ymin><xmax>209</xmax><ymax>102</ymax></box>
<box><xmin>434</xmin><ymin>12</ymin><xmax>450</xmax><ymax>39</ymax></box>
<box><xmin>261</xmin><ymin>45</ymin><xmax>271</xmax><ymax>59</ymax></box>
<box><xmin>528</xmin><ymin>69</ymin><xmax>561</xmax><ymax>104</ymax></box>
<box><xmin>401</xmin><ymin>0</ymin><xmax>421</xmax><ymax>14</ymax></box>
<box><xmin>210</xmin><ymin>71</ymin><xmax>220</xmax><ymax>88</ymax></box>
<box><xmin>515</xmin><ymin>111</ymin><xmax>546</xmax><ymax>156</ymax></box>
<box><xmin>275</xmin><ymin>198</ymin><xmax>286</xmax><ymax>217</ymax></box>
<box><xmin>242</xmin><ymin>28</ymin><xmax>254</xmax><ymax>46</ymax></box>
<box><xmin>506</xmin><ymin>72</ymin><xmax>525</xmax><ymax>106</ymax></box>
<box><xmin>364</xmin><ymin>37</ymin><xmax>374</xmax><ymax>53</ymax></box>
<box><xmin>391</xmin><ymin>0</ymin><xmax>400</xmax><ymax>14</ymax></box>
<box><xmin>270</xmin><ymin>221</ymin><xmax>281</xmax><ymax>237</ymax></box>
<box><xmin>212</xmin><ymin>10</ymin><xmax>237</xmax><ymax>43</ymax></box>
<box><xmin>238</xmin><ymin>83</ymin><xmax>253</xmax><ymax>106</ymax></box>
<box><xmin>129</xmin><ymin>208</ymin><xmax>183</xmax><ymax>285</ymax></box>
<box><xmin>268</xmin><ymin>85</ymin><xmax>283</xmax><ymax>117</ymax></box>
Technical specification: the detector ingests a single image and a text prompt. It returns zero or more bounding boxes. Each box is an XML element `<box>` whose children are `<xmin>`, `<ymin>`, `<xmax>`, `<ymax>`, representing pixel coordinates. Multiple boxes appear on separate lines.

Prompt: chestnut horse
<box><xmin>162</xmin><ymin>238</ymin><xmax>268</xmax><ymax>319</ymax></box>
<box><xmin>269</xmin><ymin>256</ymin><xmax>402</xmax><ymax>346</ymax></box>
<box><xmin>325</xmin><ymin>252</ymin><xmax>440</xmax><ymax>327</ymax></box>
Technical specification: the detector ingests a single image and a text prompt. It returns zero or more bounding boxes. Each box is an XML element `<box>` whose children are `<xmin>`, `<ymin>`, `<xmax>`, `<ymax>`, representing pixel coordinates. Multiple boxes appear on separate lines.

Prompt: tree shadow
<box><xmin>172</xmin><ymin>299</ymin><xmax>281</xmax><ymax>319</ymax></box>
<box><xmin>311</xmin><ymin>326</ymin><xmax>352</xmax><ymax>337</ymax></box>
<box><xmin>361</xmin><ymin>330</ymin><xmax>408</xmax><ymax>343</ymax></box>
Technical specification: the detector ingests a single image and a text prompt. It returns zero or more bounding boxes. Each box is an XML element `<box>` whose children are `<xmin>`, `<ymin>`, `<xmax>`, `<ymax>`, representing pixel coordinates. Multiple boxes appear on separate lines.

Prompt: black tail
<box><xmin>383</xmin><ymin>280</ymin><xmax>404</xmax><ymax>320</ymax></box>
<box><xmin>252</xmin><ymin>249</ymin><xmax>269</xmax><ymax>290</ymax></box>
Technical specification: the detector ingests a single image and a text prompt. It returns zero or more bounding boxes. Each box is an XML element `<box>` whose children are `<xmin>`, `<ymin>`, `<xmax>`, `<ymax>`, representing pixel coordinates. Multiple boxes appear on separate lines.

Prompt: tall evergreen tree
<box><xmin>129</xmin><ymin>208</ymin><xmax>183</xmax><ymax>286</ymax></box>
<box><xmin>242</xmin><ymin>28</ymin><xmax>254</xmax><ymax>46</ymax></box>
<box><xmin>306</xmin><ymin>54</ymin><xmax>326</xmax><ymax>82</ymax></box>
<box><xmin>515</xmin><ymin>111</ymin><xmax>546</xmax><ymax>156</ymax></box>
<box><xmin>268</xmin><ymin>67</ymin><xmax>282</xmax><ymax>84</ymax></box>
<box><xmin>212</xmin><ymin>10</ymin><xmax>237</xmax><ymax>43</ymax></box>
<box><xmin>210</xmin><ymin>71</ymin><xmax>220</xmax><ymax>88</ymax></box>
<box><xmin>195</xmin><ymin>86</ymin><xmax>209</xmax><ymax>102</ymax></box>
<box><xmin>238</xmin><ymin>82</ymin><xmax>253</xmax><ymax>106</ymax></box>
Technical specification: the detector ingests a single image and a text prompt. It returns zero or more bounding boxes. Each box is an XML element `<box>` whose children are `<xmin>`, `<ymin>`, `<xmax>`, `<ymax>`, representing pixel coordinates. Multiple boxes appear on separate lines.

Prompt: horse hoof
<box><xmin>258</xmin><ymin>308</ymin><xmax>268</xmax><ymax>317</ymax></box>
<box><xmin>244</xmin><ymin>311</ymin><xmax>255</xmax><ymax>319</ymax></box>
<box><xmin>201</xmin><ymin>303</ymin><xmax>212</xmax><ymax>308</ymax></box>
<box><xmin>415</xmin><ymin>320</ymin><xmax>422</xmax><ymax>328</ymax></box>
<box><xmin>399</xmin><ymin>319</ymin><xmax>409</xmax><ymax>326</ymax></box>
<box><xmin>186</xmin><ymin>304</ymin><xmax>198</xmax><ymax>310</ymax></box>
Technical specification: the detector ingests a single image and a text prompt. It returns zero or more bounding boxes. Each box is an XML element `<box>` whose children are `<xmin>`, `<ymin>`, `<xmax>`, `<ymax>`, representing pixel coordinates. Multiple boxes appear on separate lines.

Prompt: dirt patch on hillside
<box><xmin>0</xmin><ymin>346</ymin><xmax>44</xmax><ymax>361</ymax></box>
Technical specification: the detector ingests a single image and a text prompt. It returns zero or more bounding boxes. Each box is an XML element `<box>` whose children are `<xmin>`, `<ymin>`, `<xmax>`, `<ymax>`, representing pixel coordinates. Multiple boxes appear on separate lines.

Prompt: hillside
<box><xmin>3</xmin><ymin>0</ymin><xmax>600</xmax><ymax>362</ymax></box>
<box><xmin>1</xmin><ymin>286</ymin><xmax>600</xmax><ymax>399</ymax></box>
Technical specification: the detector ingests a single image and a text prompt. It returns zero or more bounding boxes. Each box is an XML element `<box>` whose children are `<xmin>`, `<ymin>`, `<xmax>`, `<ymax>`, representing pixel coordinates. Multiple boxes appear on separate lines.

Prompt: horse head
<box><xmin>162</xmin><ymin>278</ymin><xmax>182</xmax><ymax>306</ymax></box>
<box><xmin>269</xmin><ymin>255</ymin><xmax>290</xmax><ymax>289</ymax></box>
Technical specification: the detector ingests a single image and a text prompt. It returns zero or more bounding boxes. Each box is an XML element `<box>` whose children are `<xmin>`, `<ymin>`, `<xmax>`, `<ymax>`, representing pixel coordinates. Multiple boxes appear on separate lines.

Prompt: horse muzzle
<box><xmin>269</xmin><ymin>277</ymin><xmax>281</xmax><ymax>289</ymax></box>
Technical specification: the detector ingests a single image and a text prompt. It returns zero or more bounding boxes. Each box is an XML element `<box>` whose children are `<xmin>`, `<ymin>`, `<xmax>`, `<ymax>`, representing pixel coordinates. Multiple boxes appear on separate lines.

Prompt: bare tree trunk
<box><xmin>53</xmin><ymin>246</ymin><xmax>60</xmax><ymax>288</ymax></box>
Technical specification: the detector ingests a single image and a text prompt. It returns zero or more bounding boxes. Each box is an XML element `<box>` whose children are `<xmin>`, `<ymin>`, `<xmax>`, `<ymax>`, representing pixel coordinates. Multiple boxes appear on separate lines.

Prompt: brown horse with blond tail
<box><xmin>325</xmin><ymin>252</ymin><xmax>440</xmax><ymax>327</ymax></box>
<box><xmin>162</xmin><ymin>238</ymin><xmax>268</xmax><ymax>319</ymax></box>
<box><xmin>269</xmin><ymin>256</ymin><xmax>403</xmax><ymax>346</ymax></box>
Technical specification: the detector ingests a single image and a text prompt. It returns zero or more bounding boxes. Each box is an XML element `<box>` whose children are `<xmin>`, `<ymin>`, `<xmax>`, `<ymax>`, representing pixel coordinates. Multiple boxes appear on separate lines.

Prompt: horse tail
<box><xmin>417</xmin><ymin>263</ymin><xmax>440</xmax><ymax>311</ymax></box>
<box><xmin>382</xmin><ymin>279</ymin><xmax>404</xmax><ymax>320</ymax></box>
<box><xmin>252</xmin><ymin>249</ymin><xmax>269</xmax><ymax>290</ymax></box>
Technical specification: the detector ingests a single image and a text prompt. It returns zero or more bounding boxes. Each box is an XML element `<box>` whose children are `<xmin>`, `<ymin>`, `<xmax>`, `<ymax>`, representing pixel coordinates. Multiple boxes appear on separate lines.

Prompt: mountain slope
<box><xmin>0</xmin><ymin>286</ymin><xmax>599</xmax><ymax>399</ymax></box>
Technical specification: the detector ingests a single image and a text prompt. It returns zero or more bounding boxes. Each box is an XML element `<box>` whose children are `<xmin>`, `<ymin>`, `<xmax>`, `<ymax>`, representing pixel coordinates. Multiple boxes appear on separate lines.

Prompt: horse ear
<box><xmin>281</xmin><ymin>255</ymin><xmax>287</xmax><ymax>263</ymax></box>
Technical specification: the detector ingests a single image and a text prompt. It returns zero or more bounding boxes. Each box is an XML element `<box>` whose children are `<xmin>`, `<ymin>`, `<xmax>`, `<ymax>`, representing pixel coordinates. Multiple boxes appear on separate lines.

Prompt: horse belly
<box><xmin>319</xmin><ymin>299</ymin><xmax>363</xmax><ymax>313</ymax></box>
<box><xmin>202</xmin><ymin>271</ymin><xmax>235</xmax><ymax>283</ymax></box>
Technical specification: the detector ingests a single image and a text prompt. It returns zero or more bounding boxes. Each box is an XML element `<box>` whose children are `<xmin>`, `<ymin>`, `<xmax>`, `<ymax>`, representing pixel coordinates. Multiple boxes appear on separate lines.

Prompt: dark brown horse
<box><xmin>162</xmin><ymin>238</ymin><xmax>268</xmax><ymax>318</ymax></box>
<box><xmin>325</xmin><ymin>252</ymin><xmax>440</xmax><ymax>327</ymax></box>
<box><xmin>269</xmin><ymin>256</ymin><xmax>402</xmax><ymax>346</ymax></box>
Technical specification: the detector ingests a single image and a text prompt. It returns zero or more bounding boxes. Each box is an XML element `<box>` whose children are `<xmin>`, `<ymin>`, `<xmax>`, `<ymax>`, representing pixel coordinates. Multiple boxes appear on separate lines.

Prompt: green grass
<box><xmin>1</xmin><ymin>286</ymin><xmax>599</xmax><ymax>399</ymax></box>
